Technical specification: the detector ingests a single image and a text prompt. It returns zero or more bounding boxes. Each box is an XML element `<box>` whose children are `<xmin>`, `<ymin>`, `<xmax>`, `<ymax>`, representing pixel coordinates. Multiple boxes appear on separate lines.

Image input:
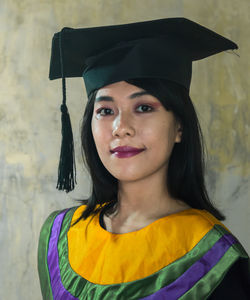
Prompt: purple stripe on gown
<box><xmin>140</xmin><ymin>234</ymin><xmax>237</xmax><ymax>300</ymax></box>
<box><xmin>47</xmin><ymin>209</ymin><xmax>79</xmax><ymax>300</ymax></box>
<box><xmin>47</xmin><ymin>209</ymin><xmax>237</xmax><ymax>300</ymax></box>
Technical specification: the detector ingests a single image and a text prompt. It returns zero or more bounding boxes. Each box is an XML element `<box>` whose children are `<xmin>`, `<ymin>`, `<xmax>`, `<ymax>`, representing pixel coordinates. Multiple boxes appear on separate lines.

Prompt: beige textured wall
<box><xmin>0</xmin><ymin>0</ymin><xmax>249</xmax><ymax>299</ymax></box>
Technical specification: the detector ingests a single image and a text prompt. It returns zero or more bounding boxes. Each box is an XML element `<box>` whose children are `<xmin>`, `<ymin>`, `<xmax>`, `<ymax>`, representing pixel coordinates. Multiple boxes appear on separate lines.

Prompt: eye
<box><xmin>96</xmin><ymin>108</ymin><xmax>114</xmax><ymax>116</ymax></box>
<box><xmin>136</xmin><ymin>104</ymin><xmax>154</xmax><ymax>113</ymax></box>
<box><xmin>95</xmin><ymin>104</ymin><xmax>154</xmax><ymax>117</ymax></box>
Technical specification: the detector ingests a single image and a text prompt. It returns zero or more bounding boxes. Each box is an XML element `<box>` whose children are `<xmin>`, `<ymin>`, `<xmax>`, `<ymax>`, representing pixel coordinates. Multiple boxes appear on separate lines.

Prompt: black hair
<box><xmin>75</xmin><ymin>78</ymin><xmax>225</xmax><ymax>224</ymax></box>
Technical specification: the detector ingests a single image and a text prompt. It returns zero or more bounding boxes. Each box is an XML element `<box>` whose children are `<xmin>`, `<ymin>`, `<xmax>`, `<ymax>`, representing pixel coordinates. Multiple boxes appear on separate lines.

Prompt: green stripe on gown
<box><xmin>38</xmin><ymin>210</ymin><xmax>62</xmax><ymax>300</ymax></box>
<box><xmin>56</xmin><ymin>208</ymin><xmax>248</xmax><ymax>299</ymax></box>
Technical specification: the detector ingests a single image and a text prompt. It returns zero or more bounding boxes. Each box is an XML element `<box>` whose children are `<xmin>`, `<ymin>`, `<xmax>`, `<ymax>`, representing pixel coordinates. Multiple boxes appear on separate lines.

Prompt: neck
<box><xmin>107</xmin><ymin>169</ymin><xmax>189</xmax><ymax>224</ymax></box>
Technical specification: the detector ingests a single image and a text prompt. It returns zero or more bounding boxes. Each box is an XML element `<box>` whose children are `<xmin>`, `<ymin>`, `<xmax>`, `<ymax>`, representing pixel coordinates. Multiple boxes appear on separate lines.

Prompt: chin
<box><xmin>109</xmin><ymin>166</ymin><xmax>157</xmax><ymax>182</ymax></box>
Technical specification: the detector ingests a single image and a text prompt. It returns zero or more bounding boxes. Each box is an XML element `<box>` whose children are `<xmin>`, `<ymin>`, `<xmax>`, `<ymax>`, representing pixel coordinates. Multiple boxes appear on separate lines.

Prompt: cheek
<box><xmin>91</xmin><ymin>118</ymin><xmax>110</xmax><ymax>151</ymax></box>
<box><xmin>92</xmin><ymin>119</ymin><xmax>101</xmax><ymax>142</ymax></box>
<box><xmin>142</xmin><ymin>119</ymin><xmax>177</xmax><ymax>156</ymax></box>
<box><xmin>142</xmin><ymin>120</ymin><xmax>170</xmax><ymax>144</ymax></box>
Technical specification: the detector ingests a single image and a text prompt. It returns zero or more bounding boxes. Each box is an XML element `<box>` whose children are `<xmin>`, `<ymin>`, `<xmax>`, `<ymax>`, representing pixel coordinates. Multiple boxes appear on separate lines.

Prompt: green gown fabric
<box><xmin>38</xmin><ymin>205</ymin><xmax>250</xmax><ymax>299</ymax></box>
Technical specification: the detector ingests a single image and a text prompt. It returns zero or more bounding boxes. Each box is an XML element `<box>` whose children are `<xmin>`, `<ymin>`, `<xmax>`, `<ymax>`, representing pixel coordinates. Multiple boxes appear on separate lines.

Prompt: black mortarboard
<box><xmin>49</xmin><ymin>17</ymin><xmax>238</xmax><ymax>192</ymax></box>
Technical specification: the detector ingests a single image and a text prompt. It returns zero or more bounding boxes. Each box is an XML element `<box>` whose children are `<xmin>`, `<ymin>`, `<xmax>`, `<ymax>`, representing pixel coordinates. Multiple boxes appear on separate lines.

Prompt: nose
<box><xmin>112</xmin><ymin>113</ymin><xmax>135</xmax><ymax>137</ymax></box>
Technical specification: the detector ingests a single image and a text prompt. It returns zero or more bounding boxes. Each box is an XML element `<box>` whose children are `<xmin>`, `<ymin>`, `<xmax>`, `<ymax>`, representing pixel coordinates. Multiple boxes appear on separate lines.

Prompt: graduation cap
<box><xmin>49</xmin><ymin>17</ymin><xmax>238</xmax><ymax>192</ymax></box>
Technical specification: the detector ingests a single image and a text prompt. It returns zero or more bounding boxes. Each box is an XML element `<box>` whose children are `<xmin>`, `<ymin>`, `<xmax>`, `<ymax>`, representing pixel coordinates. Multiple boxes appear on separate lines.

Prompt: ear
<box><xmin>175</xmin><ymin>123</ymin><xmax>183</xmax><ymax>143</ymax></box>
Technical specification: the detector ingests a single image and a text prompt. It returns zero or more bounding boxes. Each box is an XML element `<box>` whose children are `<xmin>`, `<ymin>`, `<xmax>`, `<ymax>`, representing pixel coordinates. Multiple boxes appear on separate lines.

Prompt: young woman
<box><xmin>38</xmin><ymin>18</ymin><xmax>250</xmax><ymax>299</ymax></box>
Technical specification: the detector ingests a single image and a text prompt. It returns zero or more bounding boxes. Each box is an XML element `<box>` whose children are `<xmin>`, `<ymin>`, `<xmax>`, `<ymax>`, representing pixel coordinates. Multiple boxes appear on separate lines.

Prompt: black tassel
<box><xmin>56</xmin><ymin>102</ymin><xmax>77</xmax><ymax>192</ymax></box>
<box><xmin>56</xmin><ymin>28</ymin><xmax>76</xmax><ymax>192</ymax></box>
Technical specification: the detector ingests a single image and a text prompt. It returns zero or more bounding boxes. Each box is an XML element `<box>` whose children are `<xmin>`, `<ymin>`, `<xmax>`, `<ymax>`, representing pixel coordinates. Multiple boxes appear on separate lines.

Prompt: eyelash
<box><xmin>96</xmin><ymin>104</ymin><xmax>155</xmax><ymax>116</ymax></box>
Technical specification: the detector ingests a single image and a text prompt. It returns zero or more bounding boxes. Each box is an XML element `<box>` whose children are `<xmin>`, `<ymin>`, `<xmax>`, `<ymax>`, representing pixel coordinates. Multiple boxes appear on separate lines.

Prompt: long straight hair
<box><xmin>76</xmin><ymin>78</ymin><xmax>225</xmax><ymax>223</ymax></box>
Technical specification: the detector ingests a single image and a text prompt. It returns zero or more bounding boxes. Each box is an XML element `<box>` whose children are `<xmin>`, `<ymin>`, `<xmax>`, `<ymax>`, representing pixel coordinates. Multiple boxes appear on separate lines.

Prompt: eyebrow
<box><xmin>95</xmin><ymin>91</ymin><xmax>150</xmax><ymax>103</ymax></box>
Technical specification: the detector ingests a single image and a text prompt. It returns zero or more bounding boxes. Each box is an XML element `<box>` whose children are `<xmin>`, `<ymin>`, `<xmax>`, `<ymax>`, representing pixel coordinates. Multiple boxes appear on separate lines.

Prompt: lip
<box><xmin>111</xmin><ymin>149</ymin><xmax>145</xmax><ymax>158</ymax></box>
<box><xmin>110</xmin><ymin>146</ymin><xmax>145</xmax><ymax>153</ymax></box>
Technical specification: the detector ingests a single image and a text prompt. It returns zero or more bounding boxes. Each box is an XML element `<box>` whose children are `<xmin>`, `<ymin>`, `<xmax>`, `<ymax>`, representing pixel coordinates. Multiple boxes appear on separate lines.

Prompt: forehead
<box><xmin>97</xmin><ymin>80</ymin><xmax>141</xmax><ymax>93</ymax></box>
<box><xmin>94</xmin><ymin>81</ymin><xmax>153</xmax><ymax>103</ymax></box>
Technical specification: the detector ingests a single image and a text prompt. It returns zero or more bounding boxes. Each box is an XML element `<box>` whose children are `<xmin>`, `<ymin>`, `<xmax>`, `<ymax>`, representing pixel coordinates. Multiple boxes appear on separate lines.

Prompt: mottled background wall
<box><xmin>0</xmin><ymin>0</ymin><xmax>249</xmax><ymax>299</ymax></box>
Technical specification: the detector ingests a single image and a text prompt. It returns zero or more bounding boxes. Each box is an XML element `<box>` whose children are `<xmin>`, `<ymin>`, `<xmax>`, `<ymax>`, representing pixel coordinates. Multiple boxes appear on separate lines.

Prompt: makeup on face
<box><xmin>111</xmin><ymin>149</ymin><xmax>145</xmax><ymax>158</ymax></box>
<box><xmin>94</xmin><ymin>90</ymin><xmax>162</xmax><ymax>118</ymax></box>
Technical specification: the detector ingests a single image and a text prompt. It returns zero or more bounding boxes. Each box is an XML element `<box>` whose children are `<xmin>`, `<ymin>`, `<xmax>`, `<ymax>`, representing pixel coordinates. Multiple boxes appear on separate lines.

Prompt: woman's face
<box><xmin>91</xmin><ymin>81</ymin><xmax>182</xmax><ymax>182</ymax></box>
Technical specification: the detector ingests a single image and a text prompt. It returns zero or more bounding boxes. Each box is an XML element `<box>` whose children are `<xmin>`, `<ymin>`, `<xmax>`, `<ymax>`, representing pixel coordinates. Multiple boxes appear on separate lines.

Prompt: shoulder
<box><xmin>168</xmin><ymin>208</ymin><xmax>230</xmax><ymax>247</ymax></box>
<box><xmin>180</xmin><ymin>208</ymin><xmax>228</xmax><ymax>229</ymax></box>
<box><xmin>167</xmin><ymin>209</ymin><xmax>250</xmax><ymax>299</ymax></box>
<box><xmin>39</xmin><ymin>209</ymin><xmax>63</xmax><ymax>236</ymax></box>
<box><xmin>183</xmin><ymin>209</ymin><xmax>249</xmax><ymax>259</ymax></box>
<box><xmin>38</xmin><ymin>204</ymin><xmax>92</xmax><ymax>249</ymax></box>
<box><xmin>188</xmin><ymin>209</ymin><xmax>250</xmax><ymax>298</ymax></box>
<box><xmin>37</xmin><ymin>205</ymin><xmax>82</xmax><ymax>270</ymax></box>
<box><xmin>176</xmin><ymin>208</ymin><xmax>236</xmax><ymax>242</ymax></box>
<box><xmin>38</xmin><ymin>203</ymin><xmax>101</xmax><ymax>241</ymax></box>
<box><xmin>38</xmin><ymin>206</ymin><xmax>81</xmax><ymax>243</ymax></box>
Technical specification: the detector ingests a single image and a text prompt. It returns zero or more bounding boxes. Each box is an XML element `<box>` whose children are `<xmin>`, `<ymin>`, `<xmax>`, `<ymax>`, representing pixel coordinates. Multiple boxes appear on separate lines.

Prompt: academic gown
<box><xmin>38</xmin><ymin>204</ymin><xmax>250</xmax><ymax>299</ymax></box>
